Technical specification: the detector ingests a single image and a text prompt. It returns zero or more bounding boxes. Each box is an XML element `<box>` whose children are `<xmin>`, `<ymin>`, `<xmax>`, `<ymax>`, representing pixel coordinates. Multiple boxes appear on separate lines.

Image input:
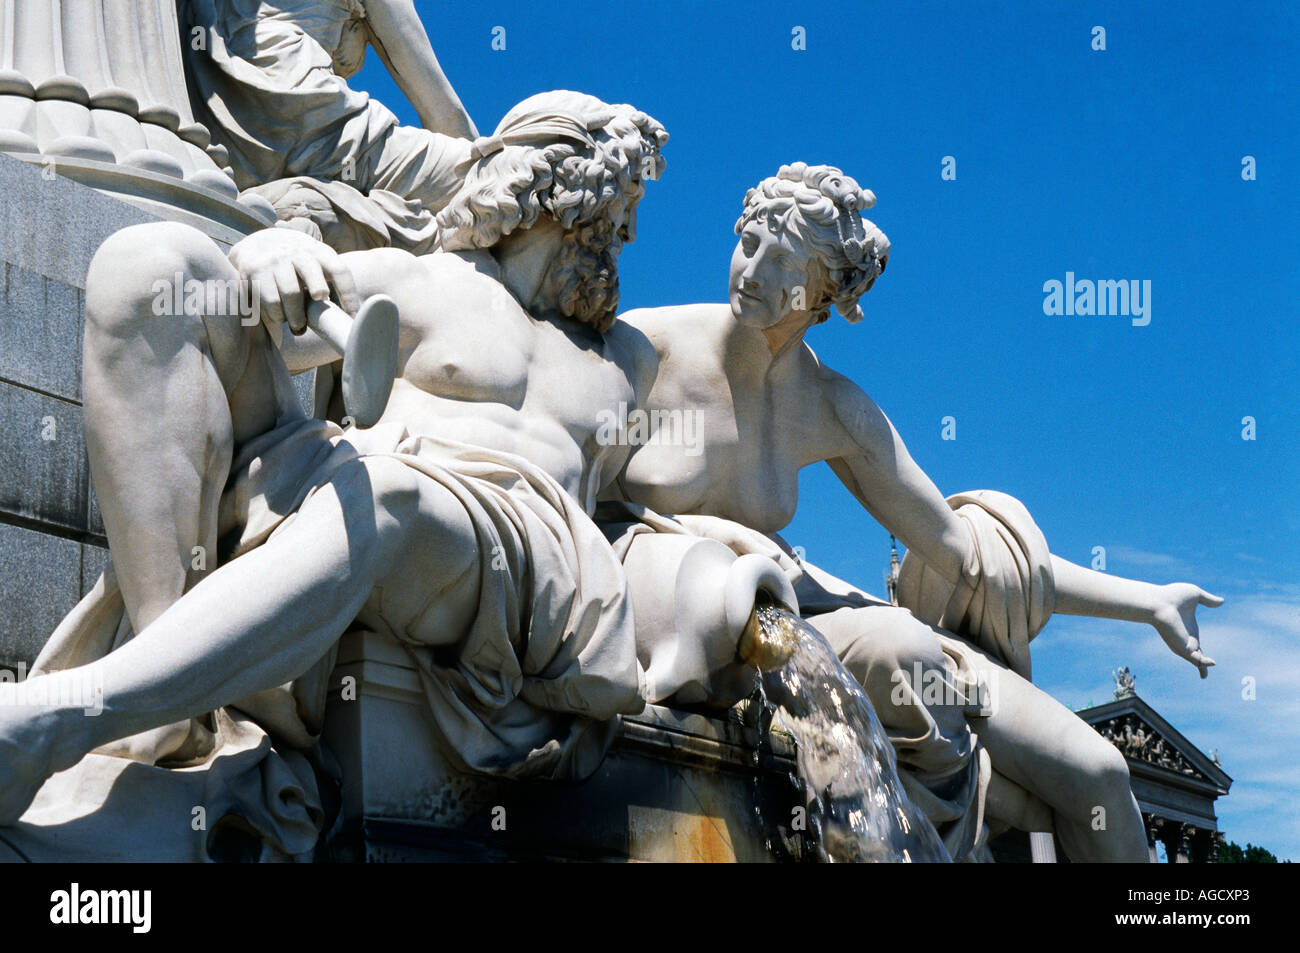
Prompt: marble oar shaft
<box><xmin>305</xmin><ymin>299</ymin><xmax>353</xmax><ymax>356</ymax></box>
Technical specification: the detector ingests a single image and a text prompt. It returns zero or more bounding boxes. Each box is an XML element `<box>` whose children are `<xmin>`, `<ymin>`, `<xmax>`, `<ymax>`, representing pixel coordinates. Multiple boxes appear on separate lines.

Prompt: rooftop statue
<box><xmin>1114</xmin><ymin>665</ymin><xmax>1138</xmax><ymax>698</ymax></box>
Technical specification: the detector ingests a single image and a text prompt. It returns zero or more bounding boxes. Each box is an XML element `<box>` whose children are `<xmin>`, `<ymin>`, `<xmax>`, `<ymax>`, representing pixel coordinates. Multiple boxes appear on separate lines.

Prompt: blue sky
<box><xmin>361</xmin><ymin>1</ymin><xmax>1299</xmax><ymax>858</ymax></box>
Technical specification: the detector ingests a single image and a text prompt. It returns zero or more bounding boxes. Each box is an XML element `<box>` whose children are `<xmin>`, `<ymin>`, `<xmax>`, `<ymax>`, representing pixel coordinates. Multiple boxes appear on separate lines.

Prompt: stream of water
<box><xmin>755</xmin><ymin>604</ymin><xmax>950</xmax><ymax>863</ymax></box>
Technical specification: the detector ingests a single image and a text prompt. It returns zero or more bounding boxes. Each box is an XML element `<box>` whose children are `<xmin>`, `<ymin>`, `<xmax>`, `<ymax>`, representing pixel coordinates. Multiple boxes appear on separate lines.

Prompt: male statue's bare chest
<box><xmin>397</xmin><ymin>275</ymin><xmax>634</xmax><ymax>440</ymax></box>
<box><xmin>397</xmin><ymin>276</ymin><xmax>535</xmax><ymax>407</ymax></box>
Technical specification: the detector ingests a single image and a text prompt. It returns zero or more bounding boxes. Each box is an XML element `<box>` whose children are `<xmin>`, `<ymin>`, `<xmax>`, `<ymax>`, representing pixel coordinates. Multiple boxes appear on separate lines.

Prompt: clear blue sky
<box><xmin>363</xmin><ymin>1</ymin><xmax>1299</xmax><ymax>859</ymax></box>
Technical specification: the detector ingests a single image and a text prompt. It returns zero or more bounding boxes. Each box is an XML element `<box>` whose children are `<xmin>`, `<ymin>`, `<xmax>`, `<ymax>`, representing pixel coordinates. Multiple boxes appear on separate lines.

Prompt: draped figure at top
<box><xmin>180</xmin><ymin>0</ymin><xmax>480</xmax><ymax>250</ymax></box>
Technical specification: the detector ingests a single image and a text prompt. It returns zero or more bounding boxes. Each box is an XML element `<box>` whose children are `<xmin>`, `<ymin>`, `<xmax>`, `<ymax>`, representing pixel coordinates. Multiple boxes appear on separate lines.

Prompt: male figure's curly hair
<box><xmin>433</xmin><ymin>91</ymin><xmax>667</xmax><ymax>330</ymax></box>
<box><xmin>734</xmin><ymin>162</ymin><xmax>890</xmax><ymax>324</ymax></box>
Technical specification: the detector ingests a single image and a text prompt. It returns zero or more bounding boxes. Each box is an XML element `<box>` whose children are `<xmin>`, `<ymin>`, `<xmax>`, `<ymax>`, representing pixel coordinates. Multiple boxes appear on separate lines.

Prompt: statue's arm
<box><xmin>1049</xmin><ymin>557</ymin><xmax>1222</xmax><ymax>676</ymax></box>
<box><xmin>597</xmin><ymin>315</ymin><xmax>661</xmax><ymax>498</ymax></box>
<box><xmin>818</xmin><ymin>373</ymin><xmax>970</xmax><ymax>588</ymax></box>
<box><xmin>1050</xmin><ymin>558</ymin><xmax>1163</xmax><ymax>622</ymax></box>
<box><xmin>819</xmin><ymin>369</ymin><xmax>1223</xmax><ymax>675</ymax></box>
<box><xmin>277</xmin><ymin>328</ymin><xmax>339</xmax><ymax>374</ymax></box>
<box><xmin>361</xmin><ymin>0</ymin><xmax>478</xmax><ymax>139</ymax></box>
<box><xmin>227</xmin><ymin>228</ymin><xmax>380</xmax><ymax>376</ymax></box>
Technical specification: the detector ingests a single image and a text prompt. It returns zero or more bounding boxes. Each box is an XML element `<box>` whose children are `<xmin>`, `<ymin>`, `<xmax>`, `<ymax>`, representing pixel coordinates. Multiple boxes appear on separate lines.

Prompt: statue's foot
<box><xmin>0</xmin><ymin>701</ymin><xmax>69</xmax><ymax>826</ymax></box>
<box><xmin>0</xmin><ymin>731</ymin><xmax>54</xmax><ymax>827</ymax></box>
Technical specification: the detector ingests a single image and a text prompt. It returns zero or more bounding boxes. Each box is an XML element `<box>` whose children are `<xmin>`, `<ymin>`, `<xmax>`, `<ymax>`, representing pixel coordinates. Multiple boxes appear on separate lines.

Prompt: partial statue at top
<box><xmin>0</xmin><ymin>0</ymin><xmax>275</xmax><ymax>239</ymax></box>
<box><xmin>180</xmin><ymin>0</ymin><xmax>481</xmax><ymax>250</ymax></box>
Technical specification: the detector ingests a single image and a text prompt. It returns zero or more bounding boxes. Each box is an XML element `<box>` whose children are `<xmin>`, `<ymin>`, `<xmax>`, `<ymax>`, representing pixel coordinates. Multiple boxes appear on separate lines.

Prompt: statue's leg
<box><xmin>82</xmin><ymin>222</ymin><xmax>302</xmax><ymax>634</ymax></box>
<box><xmin>984</xmin><ymin>769</ymin><xmax>1055</xmax><ymax>834</ymax></box>
<box><xmin>812</xmin><ymin>605</ymin><xmax>1146</xmax><ymax>861</ymax></box>
<box><xmin>963</xmin><ymin>647</ymin><xmax>1148</xmax><ymax>862</ymax></box>
<box><xmin>0</xmin><ymin>454</ymin><xmax>479</xmax><ymax>824</ymax></box>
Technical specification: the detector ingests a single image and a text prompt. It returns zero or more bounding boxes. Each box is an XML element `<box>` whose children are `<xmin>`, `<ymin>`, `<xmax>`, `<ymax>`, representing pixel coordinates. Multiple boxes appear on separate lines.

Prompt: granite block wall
<box><xmin>0</xmin><ymin>155</ymin><xmax>158</xmax><ymax>670</ymax></box>
<box><xmin>0</xmin><ymin>154</ymin><xmax>309</xmax><ymax>671</ymax></box>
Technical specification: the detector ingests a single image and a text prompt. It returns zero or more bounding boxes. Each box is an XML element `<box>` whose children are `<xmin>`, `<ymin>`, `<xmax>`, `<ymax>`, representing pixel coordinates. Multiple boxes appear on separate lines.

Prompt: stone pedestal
<box><xmin>0</xmin><ymin>153</ymin><xmax>150</xmax><ymax>672</ymax></box>
<box><xmin>321</xmin><ymin>629</ymin><xmax>804</xmax><ymax>862</ymax></box>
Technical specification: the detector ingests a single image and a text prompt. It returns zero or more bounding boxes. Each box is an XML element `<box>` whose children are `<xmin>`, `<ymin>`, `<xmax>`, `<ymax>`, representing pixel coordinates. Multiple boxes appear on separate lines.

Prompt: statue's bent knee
<box><xmin>819</xmin><ymin>605</ymin><xmax>946</xmax><ymax>689</ymax></box>
<box><xmin>85</xmin><ymin>222</ymin><xmax>231</xmax><ymax>330</ymax></box>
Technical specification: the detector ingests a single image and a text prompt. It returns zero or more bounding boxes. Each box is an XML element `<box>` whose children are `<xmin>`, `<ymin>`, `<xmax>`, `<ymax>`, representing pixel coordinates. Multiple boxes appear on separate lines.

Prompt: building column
<box><xmin>1175</xmin><ymin>824</ymin><xmax>1194</xmax><ymax>864</ymax></box>
<box><xmin>1028</xmin><ymin>832</ymin><xmax>1057</xmax><ymax>863</ymax></box>
<box><xmin>1209</xmin><ymin>831</ymin><xmax>1224</xmax><ymax>864</ymax></box>
<box><xmin>1144</xmin><ymin>814</ymin><xmax>1163</xmax><ymax>863</ymax></box>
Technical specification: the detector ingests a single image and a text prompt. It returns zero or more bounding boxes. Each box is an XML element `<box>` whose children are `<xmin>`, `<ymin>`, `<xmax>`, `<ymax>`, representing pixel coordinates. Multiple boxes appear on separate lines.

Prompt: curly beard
<box><xmin>547</xmin><ymin>223</ymin><xmax>622</xmax><ymax>333</ymax></box>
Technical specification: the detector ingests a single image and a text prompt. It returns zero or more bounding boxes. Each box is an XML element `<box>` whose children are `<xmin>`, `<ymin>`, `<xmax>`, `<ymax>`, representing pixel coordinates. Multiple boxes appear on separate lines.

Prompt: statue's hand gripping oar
<box><xmin>305</xmin><ymin>295</ymin><xmax>400</xmax><ymax>428</ymax></box>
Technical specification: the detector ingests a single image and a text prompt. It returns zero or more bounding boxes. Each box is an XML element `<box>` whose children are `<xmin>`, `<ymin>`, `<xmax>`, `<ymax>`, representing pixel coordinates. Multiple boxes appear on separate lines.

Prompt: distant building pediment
<box><xmin>1079</xmin><ymin>694</ymin><xmax>1231</xmax><ymax>796</ymax></box>
<box><xmin>1077</xmin><ymin>690</ymin><xmax>1232</xmax><ymax>862</ymax></box>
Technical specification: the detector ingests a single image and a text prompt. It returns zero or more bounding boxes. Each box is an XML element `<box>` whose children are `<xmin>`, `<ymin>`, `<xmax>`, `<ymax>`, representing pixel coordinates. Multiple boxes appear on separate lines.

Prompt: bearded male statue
<box><xmin>0</xmin><ymin>91</ymin><xmax>785</xmax><ymax>860</ymax></box>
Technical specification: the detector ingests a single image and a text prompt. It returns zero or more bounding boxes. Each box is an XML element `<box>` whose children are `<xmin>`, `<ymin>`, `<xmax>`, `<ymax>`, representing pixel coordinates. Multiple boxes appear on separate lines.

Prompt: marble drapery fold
<box><xmin>895</xmin><ymin>489</ymin><xmax>1056</xmax><ymax>681</ymax></box>
<box><xmin>15</xmin><ymin>418</ymin><xmax>648</xmax><ymax>859</ymax></box>
<box><xmin>248</xmin><ymin>175</ymin><xmax>441</xmax><ymax>252</ymax></box>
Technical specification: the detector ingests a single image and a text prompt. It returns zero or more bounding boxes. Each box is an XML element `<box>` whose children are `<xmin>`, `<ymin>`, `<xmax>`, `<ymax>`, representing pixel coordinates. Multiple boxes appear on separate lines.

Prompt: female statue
<box><xmin>607</xmin><ymin>163</ymin><xmax>1223</xmax><ymax>861</ymax></box>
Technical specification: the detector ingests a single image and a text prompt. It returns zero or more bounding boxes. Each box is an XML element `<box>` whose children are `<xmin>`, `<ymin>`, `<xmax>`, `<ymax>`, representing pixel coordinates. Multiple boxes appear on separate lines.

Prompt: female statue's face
<box><xmin>728</xmin><ymin>220</ymin><xmax>815</xmax><ymax>329</ymax></box>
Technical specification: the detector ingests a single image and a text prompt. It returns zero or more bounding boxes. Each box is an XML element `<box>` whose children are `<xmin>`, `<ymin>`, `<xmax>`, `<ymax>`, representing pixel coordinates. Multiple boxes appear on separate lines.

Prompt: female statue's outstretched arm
<box><xmin>819</xmin><ymin>370</ymin><xmax>1222</xmax><ymax>675</ymax></box>
<box><xmin>363</xmin><ymin>0</ymin><xmax>478</xmax><ymax>139</ymax></box>
<box><xmin>1049</xmin><ymin>560</ymin><xmax>1222</xmax><ymax>676</ymax></box>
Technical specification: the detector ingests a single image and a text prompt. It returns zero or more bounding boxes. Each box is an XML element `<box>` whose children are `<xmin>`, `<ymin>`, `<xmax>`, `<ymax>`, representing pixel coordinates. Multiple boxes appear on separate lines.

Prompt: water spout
<box><xmin>755</xmin><ymin>605</ymin><xmax>950</xmax><ymax>863</ymax></box>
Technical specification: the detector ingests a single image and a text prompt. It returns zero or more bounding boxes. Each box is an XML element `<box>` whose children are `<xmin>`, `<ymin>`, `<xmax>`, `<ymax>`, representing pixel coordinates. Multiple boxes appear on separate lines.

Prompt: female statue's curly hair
<box><xmin>735</xmin><ymin>162</ymin><xmax>890</xmax><ymax>324</ymax></box>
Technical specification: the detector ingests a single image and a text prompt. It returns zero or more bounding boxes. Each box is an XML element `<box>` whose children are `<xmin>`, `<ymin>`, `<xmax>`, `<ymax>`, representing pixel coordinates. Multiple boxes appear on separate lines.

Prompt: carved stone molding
<box><xmin>0</xmin><ymin>0</ymin><xmax>273</xmax><ymax>241</ymax></box>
